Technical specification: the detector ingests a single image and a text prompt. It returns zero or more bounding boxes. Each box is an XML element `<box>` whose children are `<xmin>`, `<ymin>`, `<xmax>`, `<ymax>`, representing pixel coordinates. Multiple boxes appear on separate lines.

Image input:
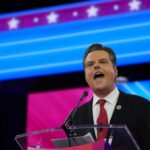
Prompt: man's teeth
<box><xmin>94</xmin><ymin>72</ymin><xmax>104</xmax><ymax>79</ymax></box>
<box><xmin>96</xmin><ymin>72</ymin><xmax>102</xmax><ymax>75</ymax></box>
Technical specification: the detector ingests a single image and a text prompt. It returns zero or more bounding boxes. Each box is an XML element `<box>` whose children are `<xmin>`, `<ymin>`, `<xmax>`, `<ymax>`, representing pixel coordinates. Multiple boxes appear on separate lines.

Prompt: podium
<box><xmin>15</xmin><ymin>125</ymin><xmax>140</xmax><ymax>150</ymax></box>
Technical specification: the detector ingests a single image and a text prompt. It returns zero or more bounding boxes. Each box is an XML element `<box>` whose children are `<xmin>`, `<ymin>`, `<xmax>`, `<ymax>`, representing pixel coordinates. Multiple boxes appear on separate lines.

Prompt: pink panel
<box><xmin>26</xmin><ymin>87</ymin><xmax>93</xmax><ymax>148</ymax></box>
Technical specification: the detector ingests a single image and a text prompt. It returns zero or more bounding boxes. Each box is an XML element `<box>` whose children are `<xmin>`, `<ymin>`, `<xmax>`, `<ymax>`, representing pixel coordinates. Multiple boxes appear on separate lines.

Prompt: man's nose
<box><xmin>94</xmin><ymin>63</ymin><xmax>100</xmax><ymax>69</ymax></box>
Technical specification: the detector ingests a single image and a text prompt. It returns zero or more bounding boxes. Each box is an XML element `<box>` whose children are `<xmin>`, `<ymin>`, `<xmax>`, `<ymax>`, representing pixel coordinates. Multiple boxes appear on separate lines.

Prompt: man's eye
<box><xmin>100</xmin><ymin>60</ymin><xmax>107</xmax><ymax>63</ymax></box>
<box><xmin>87</xmin><ymin>63</ymin><xmax>94</xmax><ymax>67</ymax></box>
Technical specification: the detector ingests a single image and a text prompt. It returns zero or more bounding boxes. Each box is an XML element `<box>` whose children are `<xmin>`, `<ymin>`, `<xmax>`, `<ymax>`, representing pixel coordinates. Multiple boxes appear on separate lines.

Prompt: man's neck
<box><xmin>94</xmin><ymin>87</ymin><xmax>116</xmax><ymax>98</ymax></box>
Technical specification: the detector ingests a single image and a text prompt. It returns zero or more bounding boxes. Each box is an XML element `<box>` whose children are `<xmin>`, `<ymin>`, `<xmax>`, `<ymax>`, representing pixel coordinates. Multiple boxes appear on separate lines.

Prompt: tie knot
<box><xmin>99</xmin><ymin>99</ymin><xmax>105</xmax><ymax>106</ymax></box>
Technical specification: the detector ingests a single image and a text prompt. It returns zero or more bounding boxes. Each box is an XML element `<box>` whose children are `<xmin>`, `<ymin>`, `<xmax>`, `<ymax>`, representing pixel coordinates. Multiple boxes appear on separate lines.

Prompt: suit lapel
<box><xmin>85</xmin><ymin>100</ymin><xmax>94</xmax><ymax>124</ymax></box>
<box><xmin>110</xmin><ymin>91</ymin><xmax>129</xmax><ymax>124</ymax></box>
<box><xmin>83</xmin><ymin>99</ymin><xmax>97</xmax><ymax>140</ymax></box>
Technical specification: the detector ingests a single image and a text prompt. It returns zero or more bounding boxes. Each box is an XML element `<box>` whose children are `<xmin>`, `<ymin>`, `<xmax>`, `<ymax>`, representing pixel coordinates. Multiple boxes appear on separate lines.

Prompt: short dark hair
<box><xmin>83</xmin><ymin>43</ymin><xmax>117</xmax><ymax>67</ymax></box>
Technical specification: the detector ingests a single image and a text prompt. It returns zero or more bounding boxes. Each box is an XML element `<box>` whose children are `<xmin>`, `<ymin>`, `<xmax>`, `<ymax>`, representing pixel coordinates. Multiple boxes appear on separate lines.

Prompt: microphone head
<box><xmin>79</xmin><ymin>91</ymin><xmax>89</xmax><ymax>102</ymax></box>
<box><xmin>83</xmin><ymin>91</ymin><xmax>88</xmax><ymax>97</ymax></box>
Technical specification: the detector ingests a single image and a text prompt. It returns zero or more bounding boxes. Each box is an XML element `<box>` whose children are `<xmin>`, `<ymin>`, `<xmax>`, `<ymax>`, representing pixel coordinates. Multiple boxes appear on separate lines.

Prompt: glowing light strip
<box><xmin>0</xmin><ymin>22</ymin><xmax>150</xmax><ymax>47</ymax></box>
<box><xmin>0</xmin><ymin>60</ymin><xmax>81</xmax><ymax>74</ymax></box>
<box><xmin>134</xmin><ymin>82</ymin><xmax>150</xmax><ymax>98</ymax></box>
<box><xmin>103</xmin><ymin>35</ymin><xmax>150</xmax><ymax>45</ymax></box>
<box><xmin>0</xmin><ymin>36</ymin><xmax>150</xmax><ymax>60</ymax></box>
<box><xmin>122</xmin><ymin>83</ymin><xmax>137</xmax><ymax>95</ymax></box>
<box><xmin>117</xmin><ymin>50</ymin><xmax>150</xmax><ymax>59</ymax></box>
<box><xmin>0</xmin><ymin>49</ymin><xmax>149</xmax><ymax>74</ymax></box>
<box><xmin>0</xmin><ymin>45</ymin><xmax>88</xmax><ymax>59</ymax></box>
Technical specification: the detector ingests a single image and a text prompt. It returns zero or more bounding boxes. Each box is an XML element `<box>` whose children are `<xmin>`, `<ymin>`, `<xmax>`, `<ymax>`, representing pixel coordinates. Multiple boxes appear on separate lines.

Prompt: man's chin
<box><xmin>94</xmin><ymin>86</ymin><xmax>106</xmax><ymax>92</ymax></box>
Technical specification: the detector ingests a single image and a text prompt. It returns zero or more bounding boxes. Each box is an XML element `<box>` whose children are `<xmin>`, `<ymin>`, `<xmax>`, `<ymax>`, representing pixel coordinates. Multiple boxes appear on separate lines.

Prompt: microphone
<box><xmin>71</xmin><ymin>91</ymin><xmax>88</xmax><ymax>120</ymax></box>
<box><xmin>61</xmin><ymin>91</ymin><xmax>88</xmax><ymax>131</ymax></box>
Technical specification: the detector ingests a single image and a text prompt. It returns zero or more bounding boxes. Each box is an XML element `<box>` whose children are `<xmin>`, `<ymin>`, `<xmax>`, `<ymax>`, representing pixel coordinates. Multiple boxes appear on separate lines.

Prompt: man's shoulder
<box><xmin>119</xmin><ymin>90</ymin><xmax>150</xmax><ymax>105</ymax></box>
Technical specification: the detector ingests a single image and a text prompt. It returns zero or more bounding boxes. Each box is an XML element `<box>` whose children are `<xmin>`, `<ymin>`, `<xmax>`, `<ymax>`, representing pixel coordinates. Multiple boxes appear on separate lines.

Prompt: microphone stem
<box><xmin>61</xmin><ymin>91</ymin><xmax>88</xmax><ymax>146</ymax></box>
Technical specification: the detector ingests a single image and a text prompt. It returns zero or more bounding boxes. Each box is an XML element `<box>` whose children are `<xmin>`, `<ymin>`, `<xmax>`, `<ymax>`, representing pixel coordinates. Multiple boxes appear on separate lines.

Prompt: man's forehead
<box><xmin>86</xmin><ymin>50</ymin><xmax>109</xmax><ymax>59</ymax></box>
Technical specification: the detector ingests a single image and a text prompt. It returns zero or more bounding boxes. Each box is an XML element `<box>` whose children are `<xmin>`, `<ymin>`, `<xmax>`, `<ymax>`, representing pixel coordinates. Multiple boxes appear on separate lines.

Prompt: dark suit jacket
<box><xmin>73</xmin><ymin>91</ymin><xmax>150</xmax><ymax>150</ymax></box>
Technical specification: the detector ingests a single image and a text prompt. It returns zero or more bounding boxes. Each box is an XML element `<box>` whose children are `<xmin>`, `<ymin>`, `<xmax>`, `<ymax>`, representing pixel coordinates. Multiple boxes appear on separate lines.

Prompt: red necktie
<box><xmin>97</xmin><ymin>99</ymin><xmax>108</xmax><ymax>140</ymax></box>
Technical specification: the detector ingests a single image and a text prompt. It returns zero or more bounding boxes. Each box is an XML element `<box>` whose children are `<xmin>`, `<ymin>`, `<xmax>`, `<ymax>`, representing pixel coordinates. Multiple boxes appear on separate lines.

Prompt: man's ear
<box><xmin>114</xmin><ymin>66</ymin><xmax>118</xmax><ymax>77</ymax></box>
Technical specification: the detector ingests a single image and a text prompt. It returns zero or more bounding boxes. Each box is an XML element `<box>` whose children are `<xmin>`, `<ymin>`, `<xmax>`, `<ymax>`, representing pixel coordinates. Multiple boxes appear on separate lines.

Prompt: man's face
<box><xmin>84</xmin><ymin>50</ymin><xmax>118</xmax><ymax>96</ymax></box>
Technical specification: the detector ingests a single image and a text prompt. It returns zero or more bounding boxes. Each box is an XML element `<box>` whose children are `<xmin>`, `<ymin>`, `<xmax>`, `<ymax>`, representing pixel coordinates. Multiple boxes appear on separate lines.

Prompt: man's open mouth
<box><xmin>94</xmin><ymin>72</ymin><xmax>104</xmax><ymax>80</ymax></box>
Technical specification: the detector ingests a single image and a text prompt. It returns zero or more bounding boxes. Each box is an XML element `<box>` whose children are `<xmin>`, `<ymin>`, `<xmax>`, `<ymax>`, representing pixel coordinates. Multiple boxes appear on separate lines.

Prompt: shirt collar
<box><xmin>93</xmin><ymin>87</ymin><xmax>120</xmax><ymax>106</ymax></box>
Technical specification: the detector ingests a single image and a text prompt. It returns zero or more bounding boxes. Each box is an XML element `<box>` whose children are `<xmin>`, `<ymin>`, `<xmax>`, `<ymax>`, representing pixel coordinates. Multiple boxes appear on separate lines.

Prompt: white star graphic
<box><xmin>46</xmin><ymin>12</ymin><xmax>59</xmax><ymax>24</ymax></box>
<box><xmin>113</xmin><ymin>4</ymin><xmax>119</xmax><ymax>11</ymax></box>
<box><xmin>72</xmin><ymin>11</ymin><xmax>78</xmax><ymax>17</ymax></box>
<box><xmin>128</xmin><ymin>0</ymin><xmax>141</xmax><ymax>11</ymax></box>
<box><xmin>86</xmin><ymin>5</ymin><xmax>99</xmax><ymax>18</ymax></box>
<box><xmin>8</xmin><ymin>17</ymin><xmax>20</xmax><ymax>29</ymax></box>
<box><xmin>33</xmin><ymin>17</ymin><xmax>39</xmax><ymax>23</ymax></box>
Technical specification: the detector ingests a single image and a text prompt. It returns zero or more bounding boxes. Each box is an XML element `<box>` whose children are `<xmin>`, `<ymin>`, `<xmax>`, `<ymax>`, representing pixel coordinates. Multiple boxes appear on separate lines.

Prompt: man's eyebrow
<box><xmin>99</xmin><ymin>58</ymin><xmax>108</xmax><ymax>60</ymax></box>
<box><xmin>87</xmin><ymin>60</ymin><xmax>94</xmax><ymax>63</ymax></box>
<box><xmin>86</xmin><ymin>61</ymin><xmax>94</xmax><ymax>64</ymax></box>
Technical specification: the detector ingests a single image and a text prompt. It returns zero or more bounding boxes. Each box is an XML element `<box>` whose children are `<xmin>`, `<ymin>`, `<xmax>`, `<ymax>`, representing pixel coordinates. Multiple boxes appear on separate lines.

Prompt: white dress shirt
<box><xmin>92</xmin><ymin>87</ymin><xmax>120</xmax><ymax>137</ymax></box>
